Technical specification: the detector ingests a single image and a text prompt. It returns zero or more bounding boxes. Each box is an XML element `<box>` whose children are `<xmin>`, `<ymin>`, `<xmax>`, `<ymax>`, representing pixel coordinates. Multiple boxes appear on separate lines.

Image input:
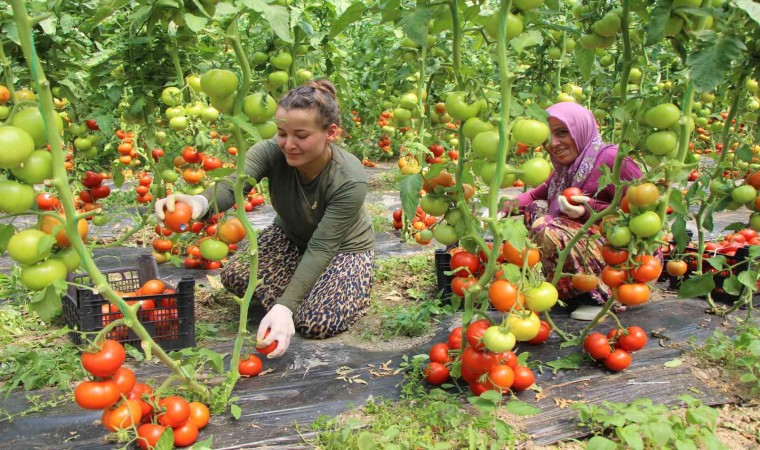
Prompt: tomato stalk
<box><xmin>0</xmin><ymin>43</ymin><xmax>17</xmax><ymax>104</ymax></box>
<box><xmin>222</xmin><ymin>18</ymin><xmax>261</xmax><ymax>401</ymax></box>
<box><xmin>10</xmin><ymin>0</ymin><xmax>210</xmax><ymax>401</ymax></box>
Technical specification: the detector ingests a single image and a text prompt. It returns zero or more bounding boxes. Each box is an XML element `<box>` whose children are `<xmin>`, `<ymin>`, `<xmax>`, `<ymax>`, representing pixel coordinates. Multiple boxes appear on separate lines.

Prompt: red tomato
<box><xmin>81</xmin><ymin>339</ymin><xmax>126</xmax><ymax>378</ymax></box>
<box><xmin>74</xmin><ymin>380</ymin><xmax>121</xmax><ymax>410</ymax></box>
<box><xmin>511</xmin><ymin>365</ymin><xmax>535</xmax><ymax>391</ymax></box>
<box><xmin>424</xmin><ymin>362</ymin><xmax>450</xmax><ymax>385</ymax></box>
<box><xmin>601</xmin><ymin>245</ymin><xmax>628</xmax><ymax>265</ymax></box>
<box><xmin>604</xmin><ymin>349</ymin><xmax>632</xmax><ymax>372</ymax></box>
<box><xmin>188</xmin><ymin>401</ymin><xmax>210</xmax><ymax>429</ymax></box>
<box><xmin>256</xmin><ymin>329</ymin><xmax>278</xmax><ymax>355</ymax></box>
<box><xmin>157</xmin><ymin>396</ymin><xmax>191</xmax><ymax>428</ymax></box>
<box><xmin>526</xmin><ymin>320</ymin><xmax>551</xmax><ymax>345</ymax></box>
<box><xmin>239</xmin><ymin>354</ymin><xmax>263</xmax><ymax>377</ymax></box>
<box><xmin>173</xmin><ymin>421</ymin><xmax>199</xmax><ymax>447</ymax></box>
<box><xmin>583</xmin><ymin>333</ymin><xmax>612</xmax><ymax>360</ymax></box>
<box><xmin>101</xmin><ymin>399</ymin><xmax>142</xmax><ymax>432</ymax></box>
<box><xmin>451</xmin><ymin>276</ymin><xmax>478</xmax><ymax>297</ymax></box>
<box><xmin>429</xmin><ymin>342</ymin><xmax>451</xmax><ymax>364</ymax></box>
<box><xmin>629</xmin><ymin>254</ymin><xmax>662</xmax><ymax>283</ymax></box>
<box><xmin>563</xmin><ymin>187</ymin><xmax>584</xmax><ymax>205</ymax></box>
<box><xmin>486</xmin><ymin>364</ymin><xmax>514</xmax><ymax>391</ymax></box>
<box><xmin>137</xmin><ymin>423</ymin><xmax>166</xmax><ymax>450</ymax></box>
<box><xmin>465</xmin><ymin>318</ymin><xmax>491</xmax><ymax>351</ymax></box>
<box><xmin>461</xmin><ymin>346</ymin><xmax>496</xmax><ymax>375</ymax></box>
<box><xmin>447</xmin><ymin>327</ymin><xmax>463</xmax><ymax>350</ymax></box>
<box><xmin>111</xmin><ymin>367</ymin><xmax>136</xmax><ymax>396</ymax></box>
<box><xmin>450</xmin><ymin>251</ymin><xmax>482</xmax><ymax>277</ymax></box>
<box><xmin>128</xmin><ymin>383</ymin><xmax>154</xmax><ymax>418</ymax></box>
<box><xmin>617</xmin><ymin>326</ymin><xmax>648</xmax><ymax>352</ymax></box>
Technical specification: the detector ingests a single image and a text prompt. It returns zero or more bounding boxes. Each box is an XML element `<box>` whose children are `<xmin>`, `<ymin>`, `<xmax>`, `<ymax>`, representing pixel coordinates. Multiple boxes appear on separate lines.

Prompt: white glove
<box><xmin>154</xmin><ymin>194</ymin><xmax>209</xmax><ymax>222</ymax></box>
<box><xmin>257</xmin><ymin>304</ymin><xmax>295</xmax><ymax>358</ymax></box>
<box><xmin>557</xmin><ymin>195</ymin><xmax>589</xmax><ymax>219</ymax></box>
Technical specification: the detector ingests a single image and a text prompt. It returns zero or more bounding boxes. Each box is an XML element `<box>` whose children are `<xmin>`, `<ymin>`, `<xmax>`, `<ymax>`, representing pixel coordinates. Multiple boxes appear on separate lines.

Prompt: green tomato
<box><xmin>251</xmin><ymin>51</ymin><xmax>269</xmax><ymax>65</ymax></box>
<box><xmin>69</xmin><ymin>123</ymin><xmax>87</xmax><ymax>136</ymax></box>
<box><xmin>200</xmin><ymin>239</ymin><xmax>230</xmax><ymax>261</ymax></box>
<box><xmin>444</xmin><ymin>92</ymin><xmax>479</xmax><ymax>122</ymax></box>
<box><xmin>243</xmin><ymin>93</ymin><xmax>277</xmax><ymax>123</ymax></box>
<box><xmin>444</xmin><ymin>209</ymin><xmax>464</xmax><ymax>226</ymax></box>
<box><xmin>200</xmin><ymin>106</ymin><xmax>220</xmax><ymax>122</ymax></box>
<box><xmin>507</xmin><ymin>311</ymin><xmax>541</xmax><ymax>341</ymax></box>
<box><xmin>471</xmin><ymin>130</ymin><xmax>500</xmax><ymax>161</ymax></box>
<box><xmin>270</xmin><ymin>52</ymin><xmax>293</xmax><ymax>70</ymax></box>
<box><xmin>398</xmin><ymin>93</ymin><xmax>418</xmax><ymax>109</ymax></box>
<box><xmin>210</xmin><ymin>94</ymin><xmax>235</xmax><ymax>114</ymax></box>
<box><xmin>645</xmin><ymin>103</ymin><xmax>680</xmax><ymax>129</ymax></box>
<box><xmin>186</xmin><ymin>74</ymin><xmax>202</xmax><ymax>92</ymax></box>
<box><xmin>393</xmin><ymin>108</ymin><xmax>412</xmax><ymax>123</ymax></box>
<box><xmin>52</xmin><ymin>247</ymin><xmax>81</xmax><ymax>272</ymax></box>
<box><xmin>480</xmin><ymin>162</ymin><xmax>517</xmax><ymax>188</ymax></box>
<box><xmin>592</xmin><ymin>12</ymin><xmax>621</xmax><ymax>37</ymax></box>
<box><xmin>482</xmin><ymin>326</ymin><xmax>516</xmax><ymax>353</ymax></box>
<box><xmin>161</xmin><ymin>87</ymin><xmax>183</xmax><ymax>107</ymax></box>
<box><xmin>7</xmin><ymin>229</ymin><xmax>54</xmax><ymax>265</ymax></box>
<box><xmin>628</xmin><ymin>211</ymin><xmax>662</xmax><ymax>238</ymax></box>
<box><xmin>11</xmin><ymin>107</ymin><xmax>64</xmax><ymax>148</ymax></box>
<box><xmin>257</xmin><ymin>121</ymin><xmax>278</xmax><ymax>139</ymax></box>
<box><xmin>92</xmin><ymin>215</ymin><xmax>109</xmax><ymax>226</ymax></box>
<box><xmin>750</xmin><ymin>213</ymin><xmax>760</xmax><ymax>232</ymax></box>
<box><xmin>0</xmin><ymin>126</ymin><xmax>35</xmax><ymax>169</ymax></box>
<box><xmin>513</xmin><ymin>119</ymin><xmax>549</xmax><ymax>146</ymax></box>
<box><xmin>295</xmin><ymin>69</ymin><xmax>313</xmax><ymax>83</ymax></box>
<box><xmin>0</xmin><ymin>180</ymin><xmax>35</xmax><ymax>213</ymax></box>
<box><xmin>433</xmin><ymin>223</ymin><xmax>459</xmax><ymax>246</ymax></box>
<box><xmin>169</xmin><ymin>116</ymin><xmax>189</xmax><ymax>131</ymax></box>
<box><xmin>11</xmin><ymin>150</ymin><xmax>53</xmax><ymax>185</ymax></box>
<box><xmin>20</xmin><ymin>259</ymin><xmax>67</xmax><ymax>291</ymax></box>
<box><xmin>165</xmin><ymin>106</ymin><xmax>185</xmax><ymax>119</ymax></box>
<box><xmin>161</xmin><ymin>169</ymin><xmax>180</xmax><ymax>183</ymax></box>
<box><xmin>268</xmin><ymin>71</ymin><xmax>289</xmax><ymax>88</ymax></box>
<box><xmin>74</xmin><ymin>137</ymin><xmax>93</xmax><ymax>151</ymax></box>
<box><xmin>645</xmin><ymin>131</ymin><xmax>677</xmax><ymax>155</ymax></box>
<box><xmin>519</xmin><ymin>158</ymin><xmax>552</xmax><ymax>187</ymax></box>
<box><xmin>420</xmin><ymin>195</ymin><xmax>449</xmax><ymax>217</ymax></box>
<box><xmin>0</xmin><ymin>105</ymin><xmax>9</xmax><ymax>120</ymax></box>
<box><xmin>200</xmin><ymin>69</ymin><xmax>238</xmax><ymax>98</ymax></box>
<box><xmin>524</xmin><ymin>281</ymin><xmax>559</xmax><ymax>312</ymax></box>
<box><xmin>731</xmin><ymin>185</ymin><xmax>757</xmax><ymax>204</ymax></box>
<box><xmin>606</xmin><ymin>226</ymin><xmax>632</xmax><ymax>247</ymax></box>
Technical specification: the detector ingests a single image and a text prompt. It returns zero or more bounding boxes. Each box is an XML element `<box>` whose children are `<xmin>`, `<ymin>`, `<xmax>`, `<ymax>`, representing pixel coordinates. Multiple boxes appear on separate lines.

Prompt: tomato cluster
<box><xmin>423</xmin><ymin>322</ymin><xmax>537</xmax><ymax>396</ymax></box>
<box><xmin>583</xmin><ymin>326</ymin><xmax>647</xmax><ymax>372</ymax></box>
<box><xmin>73</xmin><ymin>339</ymin><xmax>210</xmax><ymax>448</ymax></box>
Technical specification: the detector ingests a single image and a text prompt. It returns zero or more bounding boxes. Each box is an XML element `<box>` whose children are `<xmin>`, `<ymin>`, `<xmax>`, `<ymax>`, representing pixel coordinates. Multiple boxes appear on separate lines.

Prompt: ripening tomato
<box><xmin>137</xmin><ymin>423</ymin><xmax>167</xmax><ymax>450</ymax></box>
<box><xmin>666</xmin><ymin>260</ymin><xmax>688</xmax><ymax>277</ymax></box>
<box><xmin>571</xmin><ymin>273</ymin><xmax>599</xmax><ymax>292</ymax></box>
<box><xmin>629</xmin><ymin>254</ymin><xmax>662</xmax><ymax>283</ymax></box>
<box><xmin>601</xmin><ymin>266</ymin><xmax>628</xmax><ymax>288</ymax></box>
<box><xmin>128</xmin><ymin>383</ymin><xmax>154</xmax><ymax>418</ymax></box>
<box><xmin>526</xmin><ymin>320</ymin><xmax>551</xmax><ymax>345</ymax></box>
<box><xmin>506</xmin><ymin>311</ymin><xmax>541</xmax><ymax>341</ymax></box>
<box><xmin>614</xmin><ymin>283</ymin><xmax>650</xmax><ymax>306</ymax></box>
<box><xmin>563</xmin><ymin>187</ymin><xmax>584</xmax><ymax>205</ymax></box>
<box><xmin>101</xmin><ymin>399</ymin><xmax>142</xmax><ymax>432</ymax></box>
<box><xmin>188</xmin><ymin>401</ymin><xmax>210</xmax><ymax>429</ymax></box>
<box><xmin>466</xmin><ymin>318</ymin><xmax>491</xmax><ymax>351</ymax></box>
<box><xmin>488</xmin><ymin>279</ymin><xmax>520</xmax><ymax>311</ymax></box>
<box><xmin>485</xmin><ymin>364</ymin><xmax>514</xmax><ymax>391</ymax></box>
<box><xmin>239</xmin><ymin>354</ymin><xmax>263</xmax><ymax>377</ymax></box>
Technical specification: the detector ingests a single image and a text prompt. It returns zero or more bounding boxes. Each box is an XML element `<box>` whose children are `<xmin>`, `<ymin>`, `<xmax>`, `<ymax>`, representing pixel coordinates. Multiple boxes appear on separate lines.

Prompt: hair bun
<box><xmin>307</xmin><ymin>79</ymin><xmax>337</xmax><ymax>99</ymax></box>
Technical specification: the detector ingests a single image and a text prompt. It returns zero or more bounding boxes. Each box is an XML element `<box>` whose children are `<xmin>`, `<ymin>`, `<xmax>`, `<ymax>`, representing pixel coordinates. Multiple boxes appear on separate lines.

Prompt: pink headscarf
<box><xmin>544</xmin><ymin>102</ymin><xmax>617</xmax><ymax>216</ymax></box>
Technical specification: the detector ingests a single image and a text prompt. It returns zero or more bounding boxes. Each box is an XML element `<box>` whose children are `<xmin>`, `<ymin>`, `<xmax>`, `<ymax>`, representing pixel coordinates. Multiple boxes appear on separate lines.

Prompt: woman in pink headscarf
<box><xmin>507</xmin><ymin>102</ymin><xmax>643</xmax><ymax>306</ymax></box>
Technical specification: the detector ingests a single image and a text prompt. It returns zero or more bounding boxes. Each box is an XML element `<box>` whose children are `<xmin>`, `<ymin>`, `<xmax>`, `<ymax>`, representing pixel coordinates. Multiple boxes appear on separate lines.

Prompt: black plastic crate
<box><xmin>435</xmin><ymin>248</ymin><xmax>453</xmax><ymax>302</ymax></box>
<box><xmin>710</xmin><ymin>246</ymin><xmax>760</xmax><ymax>305</ymax></box>
<box><xmin>62</xmin><ymin>254</ymin><xmax>195</xmax><ymax>351</ymax></box>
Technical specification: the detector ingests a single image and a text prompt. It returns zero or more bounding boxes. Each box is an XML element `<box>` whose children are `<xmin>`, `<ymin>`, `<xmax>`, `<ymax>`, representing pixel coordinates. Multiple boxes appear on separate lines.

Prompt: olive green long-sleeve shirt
<box><xmin>202</xmin><ymin>138</ymin><xmax>374</xmax><ymax>311</ymax></box>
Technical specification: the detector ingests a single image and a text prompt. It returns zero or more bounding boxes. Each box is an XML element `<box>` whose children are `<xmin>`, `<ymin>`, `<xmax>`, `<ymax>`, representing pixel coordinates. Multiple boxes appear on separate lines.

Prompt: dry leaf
<box><xmin>206</xmin><ymin>275</ymin><xmax>225</xmax><ymax>290</ymax></box>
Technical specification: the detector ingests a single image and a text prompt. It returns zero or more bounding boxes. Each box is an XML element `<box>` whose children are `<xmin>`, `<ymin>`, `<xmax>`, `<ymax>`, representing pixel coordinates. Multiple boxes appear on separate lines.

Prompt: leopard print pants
<box><xmin>220</xmin><ymin>225</ymin><xmax>374</xmax><ymax>339</ymax></box>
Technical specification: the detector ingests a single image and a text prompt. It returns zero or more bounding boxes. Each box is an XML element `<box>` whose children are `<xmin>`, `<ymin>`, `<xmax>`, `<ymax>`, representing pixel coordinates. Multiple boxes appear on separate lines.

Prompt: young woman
<box><xmin>156</xmin><ymin>79</ymin><xmax>375</xmax><ymax>357</ymax></box>
<box><xmin>506</xmin><ymin>102</ymin><xmax>642</xmax><ymax>307</ymax></box>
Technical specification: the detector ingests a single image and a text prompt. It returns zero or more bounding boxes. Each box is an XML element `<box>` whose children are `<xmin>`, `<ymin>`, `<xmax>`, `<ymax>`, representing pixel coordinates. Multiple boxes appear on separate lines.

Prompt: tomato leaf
<box><xmin>230</xmin><ymin>403</ymin><xmax>242</xmax><ymax>419</ymax></box>
<box><xmin>399</xmin><ymin>173</ymin><xmax>423</xmax><ymax>224</ymax></box>
<box><xmin>678</xmin><ymin>273</ymin><xmax>715</xmax><ymax>298</ymax></box>
<box><xmin>738</xmin><ymin>270</ymin><xmax>758</xmax><ymax>291</ymax></box>
<box><xmin>664</xmin><ymin>358</ymin><xmax>683</xmax><ymax>368</ymax></box>
<box><xmin>722</xmin><ymin>275</ymin><xmax>741</xmax><ymax>296</ymax></box>
<box><xmin>0</xmin><ymin>224</ymin><xmax>14</xmax><ymax>254</ymax></box>
<box><xmin>330</xmin><ymin>3</ymin><xmax>367</xmax><ymax>38</ymax></box>
<box><xmin>230</xmin><ymin>114</ymin><xmax>263</xmax><ymax>141</ymax></box>
<box><xmin>500</xmin><ymin>217</ymin><xmax>528</xmax><ymax>252</ymax></box>
<box><xmin>155</xmin><ymin>426</ymin><xmax>174</xmax><ymax>450</ymax></box>
<box><xmin>587</xmin><ymin>436</ymin><xmax>618</xmax><ymax>450</ymax></box>
<box><xmin>735</xmin><ymin>0</ymin><xmax>760</xmax><ymax>25</ymax></box>
<box><xmin>644</xmin><ymin>0</ymin><xmax>672</xmax><ymax>46</ymax></box>
<box><xmin>735</xmin><ymin>144</ymin><xmax>754</xmax><ymax>163</ymax></box>
<box><xmin>671</xmin><ymin>216</ymin><xmax>688</xmax><ymax>254</ymax></box>
<box><xmin>545</xmin><ymin>352</ymin><xmax>583</xmax><ymax>374</ymax></box>
<box><xmin>192</xmin><ymin>437</ymin><xmax>214</xmax><ymax>450</ymax></box>
<box><xmin>723</xmin><ymin>222</ymin><xmax>747</xmax><ymax>232</ymax></box>
<box><xmin>687</xmin><ymin>31</ymin><xmax>746</xmax><ymax>93</ymax></box>
<box><xmin>184</xmin><ymin>13</ymin><xmax>208</xmax><ymax>32</ymax></box>
<box><xmin>617</xmin><ymin>424</ymin><xmax>644</xmax><ymax>450</ymax></box>
<box><xmin>573</xmin><ymin>46</ymin><xmax>594</xmax><ymax>80</ymax></box>
<box><xmin>29</xmin><ymin>284</ymin><xmax>64</xmax><ymax>322</ymax></box>
<box><xmin>705</xmin><ymin>256</ymin><xmax>726</xmax><ymax>270</ymax></box>
<box><xmin>511</xmin><ymin>29</ymin><xmax>543</xmax><ymax>53</ymax></box>
<box><xmin>112</xmin><ymin>167</ymin><xmax>124</xmax><ymax>188</ymax></box>
<box><xmin>749</xmin><ymin>246</ymin><xmax>760</xmax><ymax>258</ymax></box>
<box><xmin>242</xmin><ymin>0</ymin><xmax>292</xmax><ymax>43</ymax></box>
<box><xmin>668</xmin><ymin>189</ymin><xmax>688</xmax><ymax>217</ymax></box>
<box><xmin>399</xmin><ymin>6</ymin><xmax>435</xmax><ymax>47</ymax></box>
<box><xmin>506</xmin><ymin>399</ymin><xmax>541</xmax><ymax>416</ymax></box>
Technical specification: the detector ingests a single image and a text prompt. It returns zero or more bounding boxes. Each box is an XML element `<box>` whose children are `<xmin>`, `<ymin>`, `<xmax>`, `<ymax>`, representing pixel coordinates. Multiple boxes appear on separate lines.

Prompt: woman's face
<box><xmin>547</xmin><ymin>117</ymin><xmax>579</xmax><ymax>166</ymax></box>
<box><xmin>275</xmin><ymin>107</ymin><xmax>338</xmax><ymax>173</ymax></box>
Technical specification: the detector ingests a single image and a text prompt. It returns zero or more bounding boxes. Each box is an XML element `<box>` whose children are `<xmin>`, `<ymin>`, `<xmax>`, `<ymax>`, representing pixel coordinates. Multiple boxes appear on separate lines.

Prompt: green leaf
<box><xmin>192</xmin><ymin>437</ymin><xmax>214</xmax><ymax>450</ymax></box>
<box><xmin>242</xmin><ymin>0</ymin><xmax>293</xmax><ymax>43</ymax></box>
<box><xmin>82</xmin><ymin>0</ymin><xmax>131</xmax><ymax>29</ymax></box>
<box><xmin>687</xmin><ymin>32</ymin><xmax>746</xmax><ymax>93</ymax></box>
<box><xmin>112</xmin><ymin>167</ymin><xmax>124</xmax><ymax>188</ymax></box>
<box><xmin>0</xmin><ymin>224</ymin><xmax>15</xmax><ymax>254</ymax></box>
<box><xmin>505</xmin><ymin>399</ymin><xmax>541</xmax><ymax>416</ymax></box>
<box><xmin>184</xmin><ymin>13</ymin><xmax>209</xmax><ymax>32</ymax></box>
<box><xmin>29</xmin><ymin>285</ymin><xmax>63</xmax><ymax>322</ymax></box>
<box><xmin>230</xmin><ymin>114</ymin><xmax>263</xmax><ymax>141</ymax></box>
<box><xmin>501</xmin><ymin>218</ymin><xmax>529</xmax><ymax>252</ymax></box>
<box><xmin>672</xmin><ymin>216</ymin><xmax>688</xmax><ymax>254</ymax></box>
<box><xmin>723</xmin><ymin>221</ymin><xmax>748</xmax><ymax>232</ymax></box>
<box><xmin>735</xmin><ymin>144</ymin><xmax>753</xmax><ymax>163</ymax></box>
<box><xmin>645</xmin><ymin>0</ymin><xmax>673</xmax><ymax>45</ymax></box>
<box><xmin>679</xmin><ymin>273</ymin><xmax>715</xmax><ymax>298</ymax></box>
<box><xmin>705</xmin><ymin>256</ymin><xmax>726</xmax><ymax>270</ymax></box>
<box><xmin>399</xmin><ymin>6</ymin><xmax>435</xmax><ymax>47</ymax></box>
<box><xmin>664</xmin><ymin>358</ymin><xmax>683</xmax><ymax>368</ymax></box>
<box><xmin>587</xmin><ymin>436</ymin><xmax>618</xmax><ymax>450</ymax></box>
<box><xmin>646</xmin><ymin>422</ymin><xmax>674</xmax><ymax>445</ymax></box>
<box><xmin>739</xmin><ymin>373</ymin><xmax>757</xmax><ymax>383</ymax></box>
<box><xmin>735</xmin><ymin>0</ymin><xmax>760</xmax><ymax>25</ymax></box>
<box><xmin>357</xmin><ymin>431</ymin><xmax>378</xmax><ymax>450</ymax></box>
<box><xmin>155</xmin><ymin>426</ymin><xmax>174</xmax><ymax>450</ymax></box>
<box><xmin>330</xmin><ymin>3</ymin><xmax>367</xmax><ymax>38</ymax></box>
<box><xmin>617</xmin><ymin>425</ymin><xmax>644</xmax><ymax>450</ymax></box>
<box><xmin>668</xmin><ymin>189</ymin><xmax>689</xmax><ymax>216</ymax></box>
<box><xmin>722</xmin><ymin>275</ymin><xmax>742</xmax><ymax>296</ymax></box>
<box><xmin>230</xmin><ymin>403</ymin><xmax>242</xmax><ymax>419</ymax></box>
<box><xmin>546</xmin><ymin>352</ymin><xmax>583</xmax><ymax>374</ymax></box>
<box><xmin>574</xmin><ymin>46</ymin><xmax>594</xmax><ymax>80</ymax></box>
<box><xmin>400</xmin><ymin>174</ymin><xmax>423</xmax><ymax>224</ymax></box>
<box><xmin>511</xmin><ymin>30</ymin><xmax>544</xmax><ymax>53</ymax></box>
<box><xmin>750</xmin><ymin>246</ymin><xmax>760</xmax><ymax>258</ymax></box>
<box><xmin>738</xmin><ymin>271</ymin><xmax>758</xmax><ymax>290</ymax></box>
